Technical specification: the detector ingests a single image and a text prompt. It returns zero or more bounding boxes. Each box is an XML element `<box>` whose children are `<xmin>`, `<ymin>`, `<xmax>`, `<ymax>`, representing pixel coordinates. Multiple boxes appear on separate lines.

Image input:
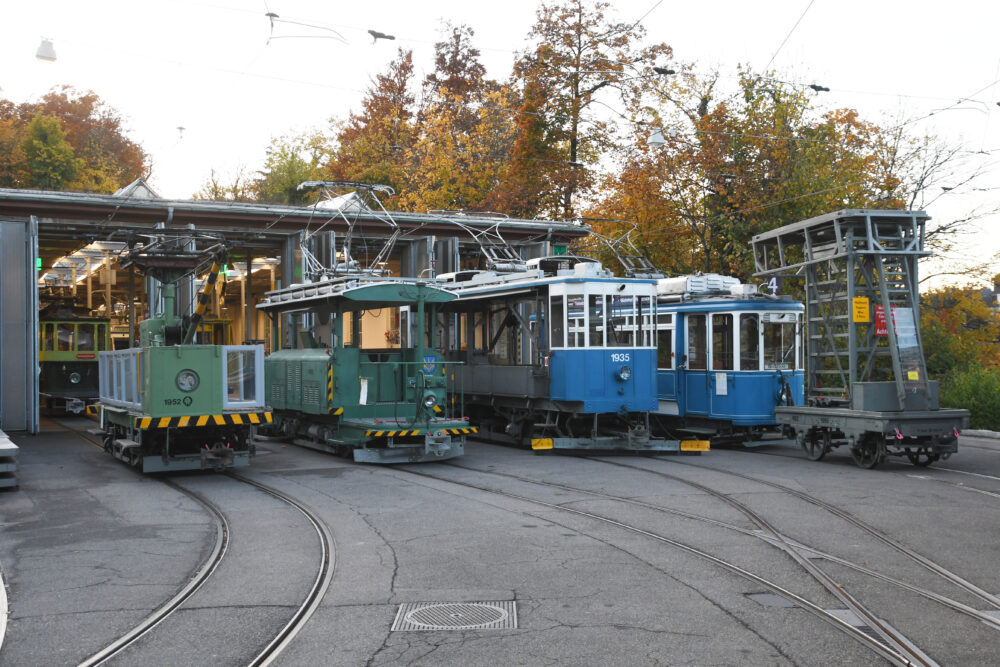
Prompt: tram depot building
<box><xmin>0</xmin><ymin>180</ymin><xmax>586</xmax><ymax>434</ymax></box>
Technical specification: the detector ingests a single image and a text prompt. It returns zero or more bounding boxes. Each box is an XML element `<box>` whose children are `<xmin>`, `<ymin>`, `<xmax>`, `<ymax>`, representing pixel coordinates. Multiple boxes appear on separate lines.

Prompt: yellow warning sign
<box><xmin>852</xmin><ymin>297</ymin><xmax>870</xmax><ymax>323</ymax></box>
<box><xmin>908</xmin><ymin>370</ymin><xmax>920</xmax><ymax>381</ymax></box>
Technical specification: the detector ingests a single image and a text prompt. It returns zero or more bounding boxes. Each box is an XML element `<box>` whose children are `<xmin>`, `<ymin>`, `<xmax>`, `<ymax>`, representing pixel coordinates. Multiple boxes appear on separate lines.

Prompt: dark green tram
<box><xmin>39</xmin><ymin>316</ymin><xmax>111</xmax><ymax>413</ymax></box>
<box><xmin>259</xmin><ymin>277</ymin><xmax>474</xmax><ymax>463</ymax></box>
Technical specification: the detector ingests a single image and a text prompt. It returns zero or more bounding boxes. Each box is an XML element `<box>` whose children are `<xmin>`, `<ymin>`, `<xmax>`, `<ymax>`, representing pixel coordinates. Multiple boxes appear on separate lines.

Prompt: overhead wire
<box><xmin>761</xmin><ymin>0</ymin><xmax>816</xmax><ymax>73</ymax></box>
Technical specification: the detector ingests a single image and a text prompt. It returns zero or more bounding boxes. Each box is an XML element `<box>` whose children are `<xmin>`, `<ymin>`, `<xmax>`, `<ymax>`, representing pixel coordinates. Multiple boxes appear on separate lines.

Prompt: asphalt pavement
<box><xmin>2</xmin><ymin>421</ymin><xmax>1000</xmax><ymax>666</ymax></box>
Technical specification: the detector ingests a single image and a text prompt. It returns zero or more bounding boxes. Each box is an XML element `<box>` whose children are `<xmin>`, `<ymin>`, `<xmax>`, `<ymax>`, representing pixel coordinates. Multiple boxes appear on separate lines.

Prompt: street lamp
<box><xmin>647</xmin><ymin>127</ymin><xmax>677</xmax><ymax>147</ymax></box>
<box><xmin>36</xmin><ymin>39</ymin><xmax>56</xmax><ymax>62</ymax></box>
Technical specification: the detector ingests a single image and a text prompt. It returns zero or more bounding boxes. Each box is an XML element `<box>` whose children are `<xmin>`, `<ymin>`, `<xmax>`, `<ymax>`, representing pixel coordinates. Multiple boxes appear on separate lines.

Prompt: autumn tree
<box><xmin>920</xmin><ymin>285</ymin><xmax>1000</xmax><ymax>377</ymax></box>
<box><xmin>325</xmin><ymin>49</ymin><xmax>416</xmax><ymax>203</ymax></box>
<box><xmin>400</xmin><ymin>23</ymin><xmax>517</xmax><ymax>213</ymax></box>
<box><xmin>513</xmin><ymin>0</ymin><xmax>672</xmax><ymax>219</ymax></box>
<box><xmin>593</xmin><ymin>71</ymin><xmax>902</xmax><ymax>278</ymax></box>
<box><xmin>0</xmin><ymin>87</ymin><xmax>147</xmax><ymax>192</ymax></box>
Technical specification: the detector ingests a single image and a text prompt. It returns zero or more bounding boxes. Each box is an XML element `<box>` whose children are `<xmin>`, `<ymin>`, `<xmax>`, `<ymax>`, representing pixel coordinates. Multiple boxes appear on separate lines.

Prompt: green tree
<box><xmin>192</xmin><ymin>166</ymin><xmax>255</xmax><ymax>202</ymax></box>
<box><xmin>21</xmin><ymin>114</ymin><xmax>81</xmax><ymax>190</ymax></box>
<box><xmin>254</xmin><ymin>132</ymin><xmax>327</xmax><ymax>205</ymax></box>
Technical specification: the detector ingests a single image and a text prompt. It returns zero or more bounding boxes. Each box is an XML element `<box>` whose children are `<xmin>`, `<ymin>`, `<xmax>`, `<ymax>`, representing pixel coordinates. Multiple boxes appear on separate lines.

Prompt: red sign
<box><xmin>76</xmin><ymin>353</ymin><xmax>96</xmax><ymax>359</ymax></box>
<box><xmin>874</xmin><ymin>305</ymin><xmax>888</xmax><ymax>336</ymax></box>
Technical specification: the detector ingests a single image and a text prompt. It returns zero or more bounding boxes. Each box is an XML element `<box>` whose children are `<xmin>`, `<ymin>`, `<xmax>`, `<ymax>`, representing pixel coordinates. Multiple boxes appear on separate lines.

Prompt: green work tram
<box><xmin>259</xmin><ymin>277</ymin><xmax>475</xmax><ymax>463</ymax></box>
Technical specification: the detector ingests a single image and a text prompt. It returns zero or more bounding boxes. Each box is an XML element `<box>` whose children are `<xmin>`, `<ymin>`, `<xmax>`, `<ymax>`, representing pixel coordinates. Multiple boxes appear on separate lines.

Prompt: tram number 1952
<box><xmin>610</xmin><ymin>353</ymin><xmax>631</xmax><ymax>363</ymax></box>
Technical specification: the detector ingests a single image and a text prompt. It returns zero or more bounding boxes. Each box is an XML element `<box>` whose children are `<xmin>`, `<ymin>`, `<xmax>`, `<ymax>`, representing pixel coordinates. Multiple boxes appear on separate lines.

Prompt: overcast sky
<box><xmin>3</xmin><ymin>0</ymin><xmax>998</xmax><ymax>282</ymax></box>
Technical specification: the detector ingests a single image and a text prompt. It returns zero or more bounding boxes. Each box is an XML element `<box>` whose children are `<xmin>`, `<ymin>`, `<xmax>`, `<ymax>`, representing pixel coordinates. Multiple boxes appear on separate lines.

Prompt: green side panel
<box><xmin>267</xmin><ymin>348</ymin><xmax>336</xmax><ymax>415</ymax></box>
<box><xmin>143</xmin><ymin>346</ymin><xmax>223</xmax><ymax>417</ymax></box>
<box><xmin>333</xmin><ymin>346</ymin><xmax>360</xmax><ymax>413</ymax></box>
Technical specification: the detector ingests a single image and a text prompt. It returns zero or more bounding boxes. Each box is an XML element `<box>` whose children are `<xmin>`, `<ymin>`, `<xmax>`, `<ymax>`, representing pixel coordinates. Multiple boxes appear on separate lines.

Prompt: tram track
<box><xmin>67</xmin><ymin>423</ymin><xmax>335</xmax><ymax>666</ymax></box>
<box><xmin>229</xmin><ymin>472</ymin><xmax>336</xmax><ymax>667</ymax></box>
<box><xmin>445</xmin><ymin>460</ymin><xmax>1000</xmax><ymax>634</ymax></box>
<box><xmin>76</xmin><ymin>480</ymin><xmax>230</xmax><ymax>667</ymax></box>
<box><xmin>655</xmin><ymin>456</ymin><xmax>1000</xmax><ymax>611</ymax></box>
<box><xmin>397</xmin><ymin>464</ymin><xmax>935</xmax><ymax>666</ymax></box>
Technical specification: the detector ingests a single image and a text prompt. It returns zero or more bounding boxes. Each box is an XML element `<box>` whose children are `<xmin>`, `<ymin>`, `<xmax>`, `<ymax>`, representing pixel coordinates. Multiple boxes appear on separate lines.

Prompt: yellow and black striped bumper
<box><xmin>133</xmin><ymin>412</ymin><xmax>273</xmax><ymax>429</ymax></box>
<box><xmin>364</xmin><ymin>427</ymin><xmax>478</xmax><ymax>437</ymax></box>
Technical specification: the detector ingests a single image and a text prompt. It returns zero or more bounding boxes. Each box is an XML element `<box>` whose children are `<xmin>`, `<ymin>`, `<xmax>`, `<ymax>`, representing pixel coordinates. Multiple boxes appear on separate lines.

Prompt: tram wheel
<box><xmin>906</xmin><ymin>450</ymin><xmax>940</xmax><ymax>467</ymax></box>
<box><xmin>799</xmin><ymin>429</ymin><xmax>828</xmax><ymax>461</ymax></box>
<box><xmin>850</xmin><ymin>434</ymin><xmax>884</xmax><ymax>469</ymax></box>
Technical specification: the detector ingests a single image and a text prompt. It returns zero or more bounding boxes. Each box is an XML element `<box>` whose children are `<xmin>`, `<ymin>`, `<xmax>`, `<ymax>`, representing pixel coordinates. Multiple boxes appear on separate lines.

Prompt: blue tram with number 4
<box><xmin>650</xmin><ymin>274</ymin><xmax>805</xmax><ymax>442</ymax></box>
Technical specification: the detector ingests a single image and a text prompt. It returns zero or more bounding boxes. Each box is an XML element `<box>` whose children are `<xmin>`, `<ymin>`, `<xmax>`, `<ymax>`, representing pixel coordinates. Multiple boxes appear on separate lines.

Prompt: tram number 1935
<box><xmin>610</xmin><ymin>353</ymin><xmax>631</xmax><ymax>363</ymax></box>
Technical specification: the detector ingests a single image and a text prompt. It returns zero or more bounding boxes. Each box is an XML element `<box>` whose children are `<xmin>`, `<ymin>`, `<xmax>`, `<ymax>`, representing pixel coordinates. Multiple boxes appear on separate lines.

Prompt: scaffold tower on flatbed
<box><xmin>752</xmin><ymin>209</ymin><xmax>969</xmax><ymax>468</ymax></box>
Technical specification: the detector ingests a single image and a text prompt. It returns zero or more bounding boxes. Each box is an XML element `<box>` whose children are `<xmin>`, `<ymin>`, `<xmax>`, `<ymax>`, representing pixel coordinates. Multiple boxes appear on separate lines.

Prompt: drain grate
<box><xmin>391</xmin><ymin>601</ymin><xmax>517</xmax><ymax>631</ymax></box>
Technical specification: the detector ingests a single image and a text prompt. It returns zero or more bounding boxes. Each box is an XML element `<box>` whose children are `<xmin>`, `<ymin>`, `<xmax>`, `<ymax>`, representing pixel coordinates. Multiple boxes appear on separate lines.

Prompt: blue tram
<box><xmin>651</xmin><ymin>274</ymin><xmax>805</xmax><ymax>442</ymax></box>
<box><xmin>438</xmin><ymin>256</ymin><xmax>700</xmax><ymax>452</ymax></box>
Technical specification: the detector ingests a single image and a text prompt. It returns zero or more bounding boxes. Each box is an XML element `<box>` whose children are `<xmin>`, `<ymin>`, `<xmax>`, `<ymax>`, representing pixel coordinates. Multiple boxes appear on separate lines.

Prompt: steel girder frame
<box><xmin>751</xmin><ymin>210</ymin><xmax>931</xmax><ymax>410</ymax></box>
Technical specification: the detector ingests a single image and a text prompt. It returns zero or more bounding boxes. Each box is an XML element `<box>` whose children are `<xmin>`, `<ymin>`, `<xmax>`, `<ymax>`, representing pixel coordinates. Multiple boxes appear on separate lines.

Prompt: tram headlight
<box><xmin>69</xmin><ymin>372</ymin><xmax>82</xmax><ymax>384</ymax></box>
<box><xmin>423</xmin><ymin>393</ymin><xmax>438</xmax><ymax>409</ymax></box>
<box><xmin>617</xmin><ymin>365</ymin><xmax>632</xmax><ymax>382</ymax></box>
<box><xmin>176</xmin><ymin>369</ymin><xmax>200</xmax><ymax>392</ymax></box>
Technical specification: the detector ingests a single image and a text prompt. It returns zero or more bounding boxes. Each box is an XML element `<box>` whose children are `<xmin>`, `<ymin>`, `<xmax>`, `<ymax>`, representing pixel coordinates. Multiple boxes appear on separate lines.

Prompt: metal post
<box><xmin>239</xmin><ymin>260</ymin><xmax>246</xmax><ymax>345</ymax></box>
<box><xmin>104</xmin><ymin>251</ymin><xmax>112</xmax><ymax>313</ymax></box>
<box><xmin>86</xmin><ymin>257</ymin><xmax>92</xmax><ymax>309</ymax></box>
<box><xmin>245</xmin><ymin>251</ymin><xmax>253</xmax><ymax>342</ymax></box>
<box><xmin>128</xmin><ymin>266</ymin><xmax>136</xmax><ymax>348</ymax></box>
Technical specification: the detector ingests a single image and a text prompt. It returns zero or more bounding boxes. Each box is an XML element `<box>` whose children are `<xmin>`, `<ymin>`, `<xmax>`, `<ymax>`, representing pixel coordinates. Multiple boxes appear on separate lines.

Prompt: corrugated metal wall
<box><xmin>0</xmin><ymin>218</ymin><xmax>39</xmax><ymax>433</ymax></box>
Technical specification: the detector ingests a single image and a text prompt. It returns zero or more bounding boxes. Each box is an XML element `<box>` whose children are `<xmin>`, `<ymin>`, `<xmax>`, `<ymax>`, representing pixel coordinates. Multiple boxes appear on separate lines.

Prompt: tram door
<box><xmin>708</xmin><ymin>313</ymin><xmax>737</xmax><ymax>417</ymax></box>
<box><xmin>683</xmin><ymin>314</ymin><xmax>709</xmax><ymax>415</ymax></box>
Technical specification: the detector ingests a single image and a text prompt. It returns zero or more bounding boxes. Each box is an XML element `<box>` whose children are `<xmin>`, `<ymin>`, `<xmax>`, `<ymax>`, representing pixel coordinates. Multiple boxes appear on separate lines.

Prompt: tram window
<box><xmin>797</xmin><ymin>313</ymin><xmax>804</xmax><ymax>369</ymax></box>
<box><xmin>712</xmin><ymin>314</ymin><xmax>734</xmax><ymax>370</ymax></box>
<box><xmin>687</xmin><ymin>314</ymin><xmax>707</xmax><ymax>370</ymax></box>
<box><xmin>740</xmin><ymin>314</ymin><xmax>760</xmax><ymax>371</ymax></box>
<box><xmin>342</xmin><ymin>311</ymin><xmax>354</xmax><ymax>346</ymax></box>
<box><xmin>764</xmin><ymin>322</ymin><xmax>796</xmax><ymax>370</ymax></box>
<box><xmin>57</xmin><ymin>323</ymin><xmax>74</xmax><ymax>351</ymax></box>
<box><xmin>588</xmin><ymin>295</ymin><xmax>604</xmax><ymax>347</ymax></box>
<box><xmin>43</xmin><ymin>323</ymin><xmax>55</xmax><ymax>351</ymax></box>
<box><xmin>657</xmin><ymin>313</ymin><xmax>674</xmax><ymax>368</ymax></box>
<box><xmin>657</xmin><ymin>328</ymin><xmax>673</xmax><ymax>368</ymax></box>
<box><xmin>226</xmin><ymin>349</ymin><xmax>257</xmax><ymax>402</ymax></box>
<box><xmin>566</xmin><ymin>295</ymin><xmax>585</xmax><ymax>348</ymax></box>
<box><xmin>607</xmin><ymin>295</ymin><xmax>634</xmax><ymax>347</ymax></box>
<box><xmin>78</xmin><ymin>324</ymin><xmax>95</xmax><ymax>351</ymax></box>
<box><xmin>639</xmin><ymin>296</ymin><xmax>654</xmax><ymax>347</ymax></box>
<box><xmin>97</xmin><ymin>324</ymin><xmax>108</xmax><ymax>351</ymax></box>
<box><xmin>550</xmin><ymin>295</ymin><xmax>565</xmax><ymax>348</ymax></box>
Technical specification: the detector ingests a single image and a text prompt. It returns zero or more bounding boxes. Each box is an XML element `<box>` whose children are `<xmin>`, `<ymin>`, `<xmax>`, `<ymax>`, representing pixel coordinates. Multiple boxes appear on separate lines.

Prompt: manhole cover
<box><xmin>392</xmin><ymin>601</ymin><xmax>517</xmax><ymax>631</ymax></box>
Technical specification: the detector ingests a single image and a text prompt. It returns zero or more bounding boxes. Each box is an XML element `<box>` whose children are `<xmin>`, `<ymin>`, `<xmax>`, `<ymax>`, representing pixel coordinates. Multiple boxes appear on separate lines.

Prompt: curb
<box><xmin>962</xmin><ymin>429</ymin><xmax>1000</xmax><ymax>440</ymax></box>
<box><xmin>0</xmin><ymin>563</ymin><xmax>7</xmax><ymax>655</ymax></box>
